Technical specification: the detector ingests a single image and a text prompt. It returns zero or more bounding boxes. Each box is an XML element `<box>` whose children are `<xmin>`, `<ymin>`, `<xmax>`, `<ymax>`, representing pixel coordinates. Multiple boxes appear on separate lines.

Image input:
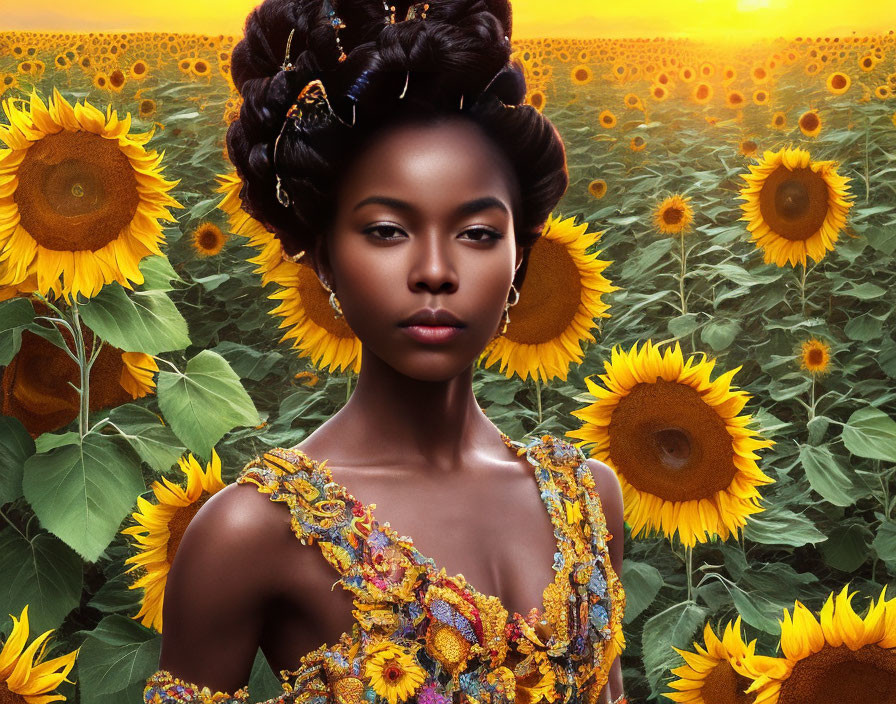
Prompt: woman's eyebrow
<box><xmin>352</xmin><ymin>195</ymin><xmax>510</xmax><ymax>217</ymax></box>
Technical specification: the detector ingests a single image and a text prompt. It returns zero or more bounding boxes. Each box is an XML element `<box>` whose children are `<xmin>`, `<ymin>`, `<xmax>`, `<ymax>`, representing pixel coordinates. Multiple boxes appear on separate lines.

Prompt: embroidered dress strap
<box><xmin>235</xmin><ymin>447</ymin><xmax>426</xmax><ymax>606</ymax></box>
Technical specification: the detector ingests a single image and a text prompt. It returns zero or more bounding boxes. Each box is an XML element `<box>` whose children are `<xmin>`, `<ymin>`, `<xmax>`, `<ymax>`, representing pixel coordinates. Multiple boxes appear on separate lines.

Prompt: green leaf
<box><xmin>642</xmin><ymin>601</ymin><xmax>708</xmax><ymax>698</ymax></box>
<box><xmin>138</xmin><ymin>254</ymin><xmax>185</xmax><ymax>292</ymax></box>
<box><xmin>819</xmin><ymin>522</ymin><xmax>872</xmax><ymax>572</ymax></box>
<box><xmin>744</xmin><ymin>505</ymin><xmax>827</xmax><ymax>546</ymax></box>
<box><xmin>727</xmin><ymin>583</ymin><xmax>782</xmax><ymax>635</ymax></box>
<box><xmin>0</xmin><ymin>297</ymin><xmax>36</xmax><ymax>365</ymax></box>
<box><xmin>621</xmin><ymin>559</ymin><xmax>664</xmax><ymax>623</ymax></box>
<box><xmin>76</xmin><ymin>615</ymin><xmax>161</xmax><ymax>702</ymax></box>
<box><xmin>78</xmin><ymin>283</ymin><xmax>191</xmax><ymax>354</ymax></box>
<box><xmin>713</xmin><ymin>263</ymin><xmax>784</xmax><ymax>287</ymax></box>
<box><xmin>799</xmin><ymin>444</ymin><xmax>857</xmax><ymax>506</ymax></box>
<box><xmin>872</xmin><ymin>521</ymin><xmax>896</xmax><ymax>568</ymax></box>
<box><xmin>213</xmin><ymin>341</ymin><xmax>284</xmax><ymax>382</ymax></box>
<box><xmin>844</xmin><ymin>313</ymin><xmax>884</xmax><ymax>342</ymax></box>
<box><xmin>107</xmin><ymin>404</ymin><xmax>187</xmax><ymax>473</ymax></box>
<box><xmin>838</xmin><ymin>282</ymin><xmax>886</xmax><ymax>300</ymax></box>
<box><xmin>668</xmin><ymin>313</ymin><xmax>699</xmax><ymax>337</ymax></box>
<box><xmin>700</xmin><ymin>318</ymin><xmax>741</xmax><ymax>351</ymax></box>
<box><xmin>0</xmin><ymin>530</ymin><xmax>83</xmax><ymax>636</ymax></box>
<box><xmin>22</xmin><ymin>434</ymin><xmax>145</xmax><ymax>562</ymax></box>
<box><xmin>0</xmin><ymin>416</ymin><xmax>35</xmax><ymax>505</ymax></box>
<box><xmin>194</xmin><ymin>273</ymin><xmax>230</xmax><ymax>291</ymax></box>
<box><xmin>842</xmin><ymin>407</ymin><xmax>896</xmax><ymax>462</ymax></box>
<box><xmin>156</xmin><ymin>349</ymin><xmax>261</xmax><ymax>459</ymax></box>
<box><xmin>807</xmin><ymin>415</ymin><xmax>831</xmax><ymax>446</ymax></box>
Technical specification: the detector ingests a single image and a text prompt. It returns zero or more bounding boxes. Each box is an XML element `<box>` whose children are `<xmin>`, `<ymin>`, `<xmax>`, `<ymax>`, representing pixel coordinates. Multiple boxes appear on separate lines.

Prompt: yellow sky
<box><xmin>2</xmin><ymin>0</ymin><xmax>894</xmax><ymax>40</ymax></box>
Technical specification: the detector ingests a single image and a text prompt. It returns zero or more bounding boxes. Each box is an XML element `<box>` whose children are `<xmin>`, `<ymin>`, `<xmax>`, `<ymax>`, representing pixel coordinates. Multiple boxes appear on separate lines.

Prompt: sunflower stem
<box><xmin>535</xmin><ymin>377</ymin><xmax>543</xmax><ymax>426</ymax></box>
<box><xmin>69</xmin><ymin>300</ymin><xmax>91</xmax><ymax>439</ymax></box>
<box><xmin>864</xmin><ymin>116</ymin><xmax>870</xmax><ymax>203</ymax></box>
<box><xmin>0</xmin><ymin>506</ymin><xmax>30</xmax><ymax>543</ymax></box>
<box><xmin>799</xmin><ymin>261</ymin><xmax>808</xmax><ymax>317</ymax></box>
<box><xmin>808</xmin><ymin>377</ymin><xmax>816</xmax><ymax>421</ymax></box>
<box><xmin>685</xmin><ymin>544</ymin><xmax>694</xmax><ymax>603</ymax></box>
<box><xmin>346</xmin><ymin>372</ymin><xmax>353</xmax><ymax>402</ymax></box>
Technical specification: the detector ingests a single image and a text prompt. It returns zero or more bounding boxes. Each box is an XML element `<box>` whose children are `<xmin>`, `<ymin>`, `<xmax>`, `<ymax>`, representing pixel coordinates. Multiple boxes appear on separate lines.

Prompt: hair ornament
<box><xmin>273</xmin><ymin>78</ymin><xmax>351</xmax><ymax>207</ymax></box>
<box><xmin>322</xmin><ymin>0</ymin><xmax>348</xmax><ymax>62</ymax></box>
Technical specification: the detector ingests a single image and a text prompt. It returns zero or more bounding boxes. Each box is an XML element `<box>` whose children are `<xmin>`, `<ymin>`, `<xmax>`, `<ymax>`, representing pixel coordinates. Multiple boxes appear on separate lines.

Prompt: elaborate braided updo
<box><xmin>225</xmin><ymin>0</ymin><xmax>568</xmax><ymax>289</ymax></box>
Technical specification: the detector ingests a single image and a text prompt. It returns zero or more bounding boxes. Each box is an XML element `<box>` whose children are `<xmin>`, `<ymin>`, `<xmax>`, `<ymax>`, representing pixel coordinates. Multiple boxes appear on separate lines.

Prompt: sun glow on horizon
<box><xmin>1</xmin><ymin>0</ymin><xmax>893</xmax><ymax>40</ymax></box>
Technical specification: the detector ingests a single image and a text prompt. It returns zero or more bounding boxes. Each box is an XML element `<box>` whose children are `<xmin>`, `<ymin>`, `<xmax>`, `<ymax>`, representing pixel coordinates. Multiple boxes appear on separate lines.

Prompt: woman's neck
<box><xmin>308</xmin><ymin>348</ymin><xmax>500</xmax><ymax>474</ymax></box>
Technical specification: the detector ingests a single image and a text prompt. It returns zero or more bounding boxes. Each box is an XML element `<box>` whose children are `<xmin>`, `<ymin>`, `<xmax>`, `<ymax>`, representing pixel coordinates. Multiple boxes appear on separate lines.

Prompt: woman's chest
<box><xmin>260</xmin><ymin>470</ymin><xmax>563</xmax><ymax>677</ymax></box>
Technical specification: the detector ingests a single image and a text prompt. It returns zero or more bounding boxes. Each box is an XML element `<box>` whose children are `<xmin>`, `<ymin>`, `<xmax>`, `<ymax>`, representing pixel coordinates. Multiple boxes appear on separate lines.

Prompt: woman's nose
<box><xmin>408</xmin><ymin>233</ymin><xmax>459</xmax><ymax>294</ymax></box>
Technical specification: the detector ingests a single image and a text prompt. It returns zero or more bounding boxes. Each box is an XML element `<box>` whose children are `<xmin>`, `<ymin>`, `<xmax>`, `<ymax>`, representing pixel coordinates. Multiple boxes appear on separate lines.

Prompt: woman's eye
<box><xmin>461</xmin><ymin>228</ymin><xmax>504</xmax><ymax>242</ymax></box>
<box><xmin>364</xmin><ymin>225</ymin><xmax>405</xmax><ymax>241</ymax></box>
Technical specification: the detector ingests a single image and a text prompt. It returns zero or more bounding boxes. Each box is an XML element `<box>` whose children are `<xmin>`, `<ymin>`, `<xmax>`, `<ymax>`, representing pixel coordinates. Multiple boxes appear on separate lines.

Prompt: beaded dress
<box><xmin>143</xmin><ymin>432</ymin><xmax>625</xmax><ymax>704</ymax></box>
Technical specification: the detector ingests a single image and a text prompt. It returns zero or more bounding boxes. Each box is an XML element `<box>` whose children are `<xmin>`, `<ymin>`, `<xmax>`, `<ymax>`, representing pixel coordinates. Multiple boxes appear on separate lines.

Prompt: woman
<box><xmin>144</xmin><ymin>1</ymin><xmax>627</xmax><ymax>703</ymax></box>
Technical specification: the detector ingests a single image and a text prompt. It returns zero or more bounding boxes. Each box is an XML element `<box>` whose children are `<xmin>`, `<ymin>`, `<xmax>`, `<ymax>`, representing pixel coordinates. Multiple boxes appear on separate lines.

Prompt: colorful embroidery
<box><xmin>143</xmin><ymin>433</ymin><xmax>625</xmax><ymax>704</ymax></box>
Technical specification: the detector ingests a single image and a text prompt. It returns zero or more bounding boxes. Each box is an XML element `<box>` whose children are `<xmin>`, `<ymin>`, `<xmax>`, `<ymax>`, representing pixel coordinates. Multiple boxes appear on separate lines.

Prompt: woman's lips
<box><xmin>400</xmin><ymin>325</ymin><xmax>464</xmax><ymax>344</ymax></box>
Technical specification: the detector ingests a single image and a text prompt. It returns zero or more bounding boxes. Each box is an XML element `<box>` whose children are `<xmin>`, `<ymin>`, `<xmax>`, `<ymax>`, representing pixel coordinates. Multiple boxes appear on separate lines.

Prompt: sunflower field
<box><xmin>1</xmin><ymin>24</ymin><xmax>895</xmax><ymax>704</ymax></box>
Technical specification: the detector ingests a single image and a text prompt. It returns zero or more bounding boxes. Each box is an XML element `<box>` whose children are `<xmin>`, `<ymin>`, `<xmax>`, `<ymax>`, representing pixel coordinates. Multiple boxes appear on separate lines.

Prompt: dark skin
<box><xmin>159</xmin><ymin>117</ymin><xmax>625</xmax><ymax>702</ymax></box>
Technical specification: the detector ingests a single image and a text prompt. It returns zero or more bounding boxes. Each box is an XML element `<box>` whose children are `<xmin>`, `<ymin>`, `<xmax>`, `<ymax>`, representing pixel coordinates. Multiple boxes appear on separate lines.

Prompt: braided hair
<box><xmin>225</xmin><ymin>0</ymin><xmax>568</xmax><ymax>291</ymax></box>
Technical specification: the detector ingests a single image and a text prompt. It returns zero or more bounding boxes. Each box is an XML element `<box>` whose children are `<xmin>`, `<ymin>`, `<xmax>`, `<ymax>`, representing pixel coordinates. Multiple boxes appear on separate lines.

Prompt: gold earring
<box><xmin>499</xmin><ymin>283</ymin><xmax>520</xmax><ymax>335</ymax></box>
<box><xmin>283</xmin><ymin>249</ymin><xmax>306</xmax><ymax>264</ymax></box>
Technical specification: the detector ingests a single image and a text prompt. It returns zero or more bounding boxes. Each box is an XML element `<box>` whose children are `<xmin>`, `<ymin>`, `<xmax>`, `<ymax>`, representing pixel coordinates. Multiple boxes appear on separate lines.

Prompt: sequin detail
<box><xmin>143</xmin><ymin>433</ymin><xmax>625</xmax><ymax>704</ymax></box>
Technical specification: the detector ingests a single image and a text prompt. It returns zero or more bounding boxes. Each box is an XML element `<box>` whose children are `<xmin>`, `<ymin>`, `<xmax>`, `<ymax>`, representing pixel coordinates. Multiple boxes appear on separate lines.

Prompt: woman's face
<box><xmin>320</xmin><ymin>117</ymin><xmax>524</xmax><ymax>382</ymax></box>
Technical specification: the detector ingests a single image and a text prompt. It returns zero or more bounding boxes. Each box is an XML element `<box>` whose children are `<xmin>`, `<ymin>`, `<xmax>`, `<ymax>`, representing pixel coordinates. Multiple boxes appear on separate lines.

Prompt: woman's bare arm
<box><xmin>586</xmin><ymin>458</ymin><xmax>626</xmax><ymax>704</ymax></box>
<box><xmin>156</xmin><ymin>483</ymin><xmax>281</xmax><ymax>695</ymax></box>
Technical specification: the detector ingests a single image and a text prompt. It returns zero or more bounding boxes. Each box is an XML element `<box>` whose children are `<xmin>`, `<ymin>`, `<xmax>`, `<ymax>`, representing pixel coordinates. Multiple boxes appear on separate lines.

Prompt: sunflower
<box><xmin>770</xmin><ymin>111</ymin><xmax>787</xmax><ymax>130</ymax></box>
<box><xmin>598</xmin><ymin>110</ymin><xmax>617</xmax><ymax>128</ymax></box>
<box><xmin>667</xmin><ymin>616</ymin><xmax>783</xmax><ymax>704</ymax></box>
<box><xmin>740</xmin><ymin>140</ymin><xmax>759</xmax><ymax>158</ymax></box>
<box><xmin>215</xmin><ymin>171</ymin><xmax>361</xmax><ymax>373</ymax></box>
<box><xmin>799</xmin><ymin>338</ymin><xmax>832</xmax><ymax>376</ymax></box>
<box><xmin>875</xmin><ymin>85</ymin><xmax>892</xmax><ymax>100</ymax></box>
<box><xmin>293</xmin><ymin>370</ymin><xmax>320</xmax><ymax>387</ymax></box>
<box><xmin>653</xmin><ymin>194</ymin><xmax>694</xmax><ymax>235</ymax></box>
<box><xmin>623</xmin><ymin>93</ymin><xmax>643</xmax><ymax>110</ymax></box>
<box><xmin>1</xmin><ymin>305</ymin><xmax>158</xmax><ymax>437</ymax></box>
<box><xmin>363</xmin><ymin>641</ymin><xmax>426</xmax><ymax>704</ymax></box>
<box><xmin>588</xmin><ymin>179</ymin><xmax>607</xmax><ymax>199</ymax></box>
<box><xmin>650</xmin><ymin>84</ymin><xmax>669</xmax><ymax>101</ymax></box>
<box><xmin>121</xmin><ymin>448</ymin><xmax>228</xmax><ymax>633</ymax></box>
<box><xmin>751</xmin><ymin>65</ymin><xmax>770</xmax><ymax>84</ymax></box>
<box><xmin>190</xmin><ymin>221</ymin><xmax>228</xmax><ymax>257</ymax></box>
<box><xmin>0</xmin><ymin>604</ymin><xmax>80</xmax><ymax>704</ymax></box>
<box><xmin>0</xmin><ymin>88</ymin><xmax>182</xmax><ymax>303</ymax></box>
<box><xmin>858</xmin><ymin>54</ymin><xmax>876</xmax><ymax>72</ymax></box>
<box><xmin>567</xmin><ymin>339</ymin><xmax>776</xmax><ymax>547</ymax></box>
<box><xmin>477</xmin><ymin>213</ymin><xmax>618</xmax><ymax>383</ymax></box>
<box><xmin>798</xmin><ymin>110</ymin><xmax>822</xmax><ymax>137</ymax></box>
<box><xmin>752</xmin><ymin>89</ymin><xmax>770</xmax><ymax>105</ymax></box>
<box><xmin>738</xmin><ymin>146</ymin><xmax>853</xmax><ymax>268</ymax></box>
<box><xmin>129</xmin><ymin>59</ymin><xmax>149</xmax><ymax>80</ymax></box>
<box><xmin>527</xmin><ymin>89</ymin><xmax>546</xmax><ymax>112</ymax></box>
<box><xmin>744</xmin><ymin>585</ymin><xmax>896</xmax><ymax>704</ymax></box>
<box><xmin>826</xmin><ymin>72</ymin><xmax>851</xmax><ymax>94</ymax></box>
<box><xmin>726</xmin><ymin>91</ymin><xmax>746</xmax><ymax>109</ymax></box>
<box><xmin>691</xmin><ymin>83</ymin><xmax>713</xmax><ymax>104</ymax></box>
<box><xmin>629</xmin><ymin>135</ymin><xmax>647</xmax><ymax>151</ymax></box>
<box><xmin>138</xmin><ymin>98</ymin><xmax>157</xmax><ymax>120</ymax></box>
<box><xmin>571</xmin><ymin>65</ymin><xmax>593</xmax><ymax>85</ymax></box>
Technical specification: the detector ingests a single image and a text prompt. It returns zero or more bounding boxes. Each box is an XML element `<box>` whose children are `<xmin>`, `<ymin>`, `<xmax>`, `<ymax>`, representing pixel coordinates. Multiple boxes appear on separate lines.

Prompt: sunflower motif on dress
<box><xmin>478</xmin><ymin>213</ymin><xmax>619</xmax><ymax>383</ymax></box>
<box><xmin>567</xmin><ymin>339</ymin><xmax>776</xmax><ymax>547</ymax></box>
<box><xmin>0</xmin><ymin>87</ymin><xmax>182</xmax><ymax>303</ymax></box>
<box><xmin>215</xmin><ymin>171</ymin><xmax>361</xmax><ymax>373</ymax></box>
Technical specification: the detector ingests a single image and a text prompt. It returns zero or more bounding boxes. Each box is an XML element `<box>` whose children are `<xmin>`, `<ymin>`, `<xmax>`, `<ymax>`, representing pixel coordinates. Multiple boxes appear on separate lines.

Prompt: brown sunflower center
<box><xmin>15</xmin><ymin>130</ymin><xmax>140</xmax><ymax>252</ymax></box>
<box><xmin>831</xmin><ymin>74</ymin><xmax>847</xmax><ymax>89</ymax></box>
<box><xmin>800</xmin><ymin>112</ymin><xmax>820</xmax><ymax>132</ymax></box>
<box><xmin>166</xmin><ymin>495</ymin><xmax>209</xmax><ymax>564</ymax></box>
<box><xmin>504</xmin><ymin>236</ymin><xmax>581</xmax><ymax>345</ymax></box>
<box><xmin>758</xmin><ymin>166</ymin><xmax>829</xmax><ymax>241</ymax></box>
<box><xmin>608</xmin><ymin>379</ymin><xmax>737</xmax><ymax>501</ymax></box>
<box><xmin>807</xmin><ymin>348</ymin><xmax>824</xmax><ymax>365</ymax></box>
<box><xmin>701</xmin><ymin>661</ymin><xmax>756</xmax><ymax>704</ymax></box>
<box><xmin>383</xmin><ymin>662</ymin><xmax>403</xmax><ymax>682</ymax></box>
<box><xmin>576</xmin><ymin>69</ymin><xmax>588</xmax><ymax>81</ymax></box>
<box><xmin>296</xmin><ymin>261</ymin><xmax>356</xmax><ymax>339</ymax></box>
<box><xmin>197</xmin><ymin>227</ymin><xmax>222</xmax><ymax>251</ymax></box>
<box><xmin>779</xmin><ymin>644</ymin><xmax>896</xmax><ymax>704</ymax></box>
<box><xmin>662</xmin><ymin>207</ymin><xmax>684</xmax><ymax>225</ymax></box>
